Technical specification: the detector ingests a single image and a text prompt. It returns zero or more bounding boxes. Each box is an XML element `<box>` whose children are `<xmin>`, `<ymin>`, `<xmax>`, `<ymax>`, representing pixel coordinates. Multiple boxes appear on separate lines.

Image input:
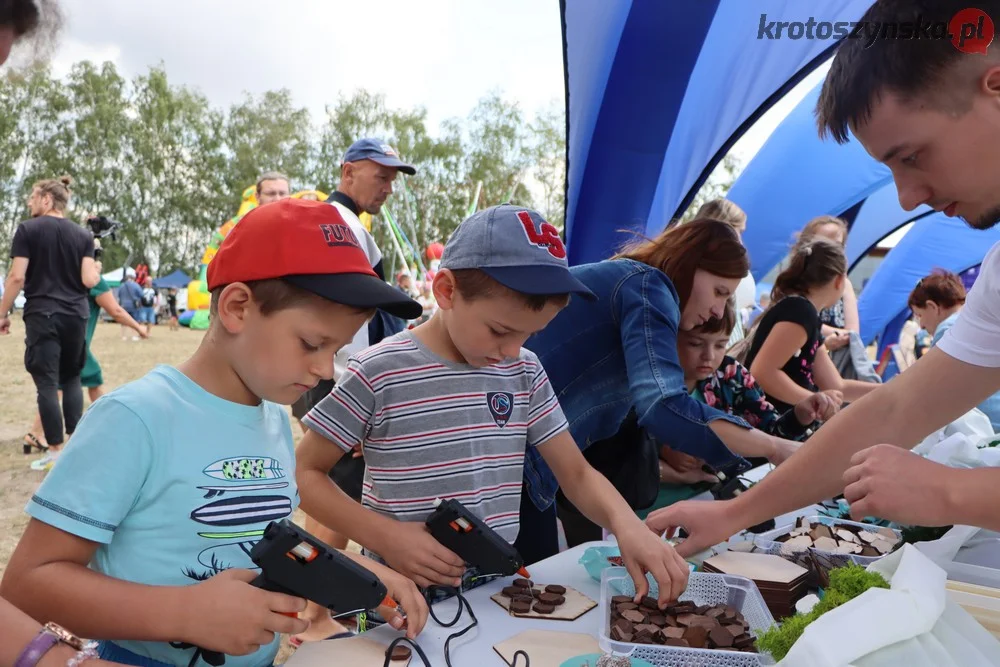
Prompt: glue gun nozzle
<box><xmin>381</xmin><ymin>595</ymin><xmax>399</xmax><ymax>609</ymax></box>
<box><xmin>516</xmin><ymin>566</ymin><xmax>531</xmax><ymax>579</ymax></box>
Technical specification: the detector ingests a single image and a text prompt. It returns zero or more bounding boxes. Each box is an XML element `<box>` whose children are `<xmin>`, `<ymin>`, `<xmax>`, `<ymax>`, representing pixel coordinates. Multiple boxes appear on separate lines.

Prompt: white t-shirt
<box><xmin>330</xmin><ymin>199</ymin><xmax>383</xmax><ymax>381</ymax></box>
<box><xmin>937</xmin><ymin>240</ymin><xmax>1000</xmax><ymax>367</ymax></box>
<box><xmin>728</xmin><ymin>273</ymin><xmax>757</xmax><ymax>346</ymax></box>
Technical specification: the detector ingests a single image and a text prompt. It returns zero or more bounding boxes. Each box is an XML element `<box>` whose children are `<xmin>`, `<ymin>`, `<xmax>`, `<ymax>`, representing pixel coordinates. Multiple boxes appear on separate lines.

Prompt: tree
<box><xmin>465</xmin><ymin>91</ymin><xmax>533</xmax><ymax>212</ymax></box>
<box><xmin>527</xmin><ymin>101</ymin><xmax>566</xmax><ymax>229</ymax></box>
<box><xmin>223</xmin><ymin>89</ymin><xmax>312</xmax><ymax>207</ymax></box>
<box><xmin>679</xmin><ymin>153</ymin><xmax>743</xmax><ymax>222</ymax></box>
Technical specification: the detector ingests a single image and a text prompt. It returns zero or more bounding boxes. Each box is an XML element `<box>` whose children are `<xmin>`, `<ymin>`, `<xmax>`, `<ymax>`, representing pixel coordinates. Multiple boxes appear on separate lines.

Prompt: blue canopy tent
<box><xmin>153</xmin><ymin>269</ymin><xmax>191</xmax><ymax>290</ymax></box>
<box><xmin>561</xmin><ymin>0</ymin><xmax>873</xmax><ymax>265</ymax></box>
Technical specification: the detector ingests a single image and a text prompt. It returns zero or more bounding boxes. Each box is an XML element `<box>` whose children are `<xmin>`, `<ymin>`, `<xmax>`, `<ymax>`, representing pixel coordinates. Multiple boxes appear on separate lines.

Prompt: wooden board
<box><xmin>490</xmin><ymin>585</ymin><xmax>597</xmax><ymax>621</ymax></box>
<box><xmin>703</xmin><ymin>551</ymin><xmax>809</xmax><ymax>585</ymax></box>
<box><xmin>947</xmin><ymin>581</ymin><xmax>1000</xmax><ymax>639</ymax></box>
<box><xmin>492</xmin><ymin>630</ymin><xmax>601</xmax><ymax>667</ymax></box>
<box><xmin>283</xmin><ymin>635</ymin><xmax>412</xmax><ymax>667</ymax></box>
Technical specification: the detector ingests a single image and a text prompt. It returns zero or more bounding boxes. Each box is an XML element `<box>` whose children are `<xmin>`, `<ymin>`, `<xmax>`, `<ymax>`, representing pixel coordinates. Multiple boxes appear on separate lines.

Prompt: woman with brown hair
<box><xmin>514</xmin><ymin>219</ymin><xmax>810</xmax><ymax>561</ymax></box>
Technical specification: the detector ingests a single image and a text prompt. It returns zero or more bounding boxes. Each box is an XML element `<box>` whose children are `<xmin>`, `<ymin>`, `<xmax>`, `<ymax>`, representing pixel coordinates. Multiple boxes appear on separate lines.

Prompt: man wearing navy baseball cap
<box><xmin>290</xmin><ymin>136</ymin><xmax>418</xmax><ymax>644</ymax></box>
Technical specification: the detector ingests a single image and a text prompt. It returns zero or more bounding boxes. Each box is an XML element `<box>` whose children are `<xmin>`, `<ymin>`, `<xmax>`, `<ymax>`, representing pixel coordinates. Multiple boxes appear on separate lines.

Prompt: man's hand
<box><xmin>644</xmin><ymin>500</ymin><xmax>741</xmax><ymax>558</ymax></box>
<box><xmin>658</xmin><ymin>458</ymin><xmax>717</xmax><ymax>486</ymax></box>
<box><xmin>843</xmin><ymin>445</ymin><xmax>959</xmax><ymax>526</ymax></box>
<box><xmin>0</xmin><ymin>316</ymin><xmax>9</xmax><ymax>335</ymax></box>
<box><xmin>374</xmin><ymin>522</ymin><xmax>465</xmax><ymax>589</ymax></box>
<box><xmin>358</xmin><ymin>558</ymin><xmax>428</xmax><ymax>639</ymax></box>
<box><xmin>135</xmin><ymin>327</ymin><xmax>149</xmax><ymax>340</ymax></box>
<box><xmin>181</xmin><ymin>569</ymin><xmax>307</xmax><ymax>656</ymax></box>
<box><xmin>659</xmin><ymin>445</ymin><xmax>701</xmax><ymax>473</ymax></box>
<box><xmin>794</xmin><ymin>391</ymin><xmax>842</xmax><ymax>425</ymax></box>
<box><xmin>613</xmin><ymin>521</ymin><xmax>690</xmax><ymax>607</ymax></box>
<box><xmin>768</xmin><ymin>438</ymin><xmax>800</xmax><ymax>466</ymax></box>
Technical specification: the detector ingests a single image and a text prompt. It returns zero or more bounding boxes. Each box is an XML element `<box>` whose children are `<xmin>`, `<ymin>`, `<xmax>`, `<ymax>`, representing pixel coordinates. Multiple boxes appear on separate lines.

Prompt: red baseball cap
<box><xmin>207</xmin><ymin>198</ymin><xmax>422</xmax><ymax>319</ymax></box>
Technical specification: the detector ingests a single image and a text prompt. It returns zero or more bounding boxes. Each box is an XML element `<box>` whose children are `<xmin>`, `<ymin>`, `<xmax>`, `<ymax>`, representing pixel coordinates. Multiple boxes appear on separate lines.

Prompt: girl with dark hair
<box><xmin>743</xmin><ymin>238</ymin><xmax>879</xmax><ymax>414</ymax></box>
<box><xmin>515</xmin><ymin>219</ymin><xmax>803</xmax><ymax>561</ymax></box>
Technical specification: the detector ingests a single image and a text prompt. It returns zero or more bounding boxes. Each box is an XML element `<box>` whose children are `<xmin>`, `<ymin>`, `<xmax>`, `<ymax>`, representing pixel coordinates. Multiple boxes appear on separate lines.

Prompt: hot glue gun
<box><xmin>425</xmin><ymin>498</ymin><xmax>531</xmax><ymax>579</ymax></box>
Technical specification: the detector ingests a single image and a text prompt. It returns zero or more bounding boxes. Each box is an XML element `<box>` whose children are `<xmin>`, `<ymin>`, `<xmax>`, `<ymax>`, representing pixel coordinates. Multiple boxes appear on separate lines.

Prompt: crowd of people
<box><xmin>5</xmin><ymin>1</ymin><xmax>1000</xmax><ymax>667</ymax></box>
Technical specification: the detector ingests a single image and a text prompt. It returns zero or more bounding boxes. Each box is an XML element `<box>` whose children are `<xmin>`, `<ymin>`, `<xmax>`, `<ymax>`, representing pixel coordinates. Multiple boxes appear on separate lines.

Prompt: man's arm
<box><xmin>843</xmin><ymin>445</ymin><xmax>1000</xmax><ymax>531</ymax></box>
<box><xmin>0</xmin><ymin>257</ymin><xmax>27</xmax><ymax>316</ymax></box>
<box><xmin>647</xmin><ymin>347</ymin><xmax>1000</xmax><ymax>555</ymax></box>
<box><xmin>80</xmin><ymin>257</ymin><xmax>99</xmax><ymax>289</ymax></box>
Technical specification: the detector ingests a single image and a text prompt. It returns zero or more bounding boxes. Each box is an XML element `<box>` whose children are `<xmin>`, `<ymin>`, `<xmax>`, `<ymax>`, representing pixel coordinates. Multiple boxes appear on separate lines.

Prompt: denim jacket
<box><xmin>523</xmin><ymin>259</ymin><xmax>749</xmax><ymax>511</ymax></box>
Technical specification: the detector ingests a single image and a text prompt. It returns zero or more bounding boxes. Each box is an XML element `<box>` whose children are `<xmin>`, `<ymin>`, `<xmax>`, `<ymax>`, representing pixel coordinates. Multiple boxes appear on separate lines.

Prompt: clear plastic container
<box><xmin>599</xmin><ymin>568</ymin><xmax>777</xmax><ymax>666</ymax></box>
<box><xmin>754</xmin><ymin>515</ymin><xmax>901</xmax><ymax>568</ymax></box>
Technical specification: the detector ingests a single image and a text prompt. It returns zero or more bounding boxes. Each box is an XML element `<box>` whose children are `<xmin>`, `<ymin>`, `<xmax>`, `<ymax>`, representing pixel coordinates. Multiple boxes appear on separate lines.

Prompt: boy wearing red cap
<box><xmin>297</xmin><ymin>205</ymin><xmax>690</xmax><ymax>609</ymax></box>
<box><xmin>1</xmin><ymin>200</ymin><xmax>428</xmax><ymax>667</ymax></box>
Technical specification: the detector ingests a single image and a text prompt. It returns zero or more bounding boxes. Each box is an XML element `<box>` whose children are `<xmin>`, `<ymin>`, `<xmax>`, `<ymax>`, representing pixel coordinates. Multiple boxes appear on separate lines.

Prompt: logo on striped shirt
<box><xmin>486</xmin><ymin>391</ymin><xmax>514</xmax><ymax>427</ymax></box>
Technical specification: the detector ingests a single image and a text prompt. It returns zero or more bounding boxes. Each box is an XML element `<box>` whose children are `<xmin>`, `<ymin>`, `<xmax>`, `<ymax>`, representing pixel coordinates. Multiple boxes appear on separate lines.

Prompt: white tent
<box><xmin>101</xmin><ymin>266</ymin><xmax>136</xmax><ymax>285</ymax></box>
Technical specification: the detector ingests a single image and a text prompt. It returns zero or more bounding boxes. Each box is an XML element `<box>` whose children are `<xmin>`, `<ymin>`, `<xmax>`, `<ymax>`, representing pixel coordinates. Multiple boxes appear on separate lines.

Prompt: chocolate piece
<box><xmin>501</xmin><ymin>586</ymin><xmax>522</xmax><ymax>598</ymax></box>
<box><xmin>709</xmin><ymin>626</ymin><xmax>734</xmax><ymax>648</ymax></box>
<box><xmin>664</xmin><ymin>638</ymin><xmax>690</xmax><ymax>647</ymax></box>
<box><xmin>615</xmin><ymin>602</ymin><xmax>638</xmax><ymax>612</ymax></box>
<box><xmin>387</xmin><ymin>646</ymin><xmax>411</xmax><ymax>661</ymax></box>
<box><xmin>670</xmin><ymin>601</ymin><xmax>696</xmax><ymax>614</ymax></box>
<box><xmin>861</xmin><ymin>545</ymin><xmax>881</xmax><ymax>558</ymax></box>
<box><xmin>675</xmin><ymin>613</ymin><xmax>697</xmax><ymax>626</ymax></box>
<box><xmin>683</xmin><ymin>626</ymin><xmax>709</xmax><ymax>649</ymax></box>
<box><xmin>635</xmin><ymin>623</ymin><xmax>661</xmax><ymax>636</ymax></box>
<box><xmin>633</xmin><ymin>631</ymin><xmax>654</xmax><ymax>645</ymax></box>
<box><xmin>662</xmin><ymin>626</ymin><xmax>686</xmax><ymax>640</ymax></box>
<box><xmin>610</xmin><ymin>626</ymin><xmax>632</xmax><ymax>643</ymax></box>
<box><xmin>694</xmin><ymin>605</ymin><xmax>712</xmax><ymax>615</ymax></box>
<box><xmin>640</xmin><ymin>596</ymin><xmax>660</xmax><ymax>610</ymax></box>
<box><xmin>533</xmin><ymin>602</ymin><xmax>555</xmax><ymax>614</ymax></box>
<box><xmin>510</xmin><ymin>598</ymin><xmax>532</xmax><ymax>614</ymax></box>
<box><xmin>690</xmin><ymin>615</ymin><xmax>720</xmax><ymax>629</ymax></box>
<box><xmin>647</xmin><ymin>614</ymin><xmax>666</xmax><ymax>627</ymax></box>
<box><xmin>726</xmin><ymin>624</ymin><xmax>745</xmax><ymax>637</ymax></box>
<box><xmin>612</xmin><ymin>618</ymin><xmax>633</xmax><ymax>634</ymax></box>
<box><xmin>512</xmin><ymin>578</ymin><xmax>532</xmax><ymax>588</ymax></box>
<box><xmin>663</xmin><ymin>615</ymin><xmax>679</xmax><ymax>627</ymax></box>
<box><xmin>545</xmin><ymin>584</ymin><xmax>567</xmax><ymax>595</ymax></box>
<box><xmin>705</xmin><ymin>607</ymin><xmax>725</xmax><ymax>618</ymax></box>
<box><xmin>621</xmin><ymin>609</ymin><xmax>646</xmax><ymax>624</ymax></box>
<box><xmin>611</xmin><ymin>595</ymin><xmax>632</xmax><ymax>604</ymax></box>
<box><xmin>538</xmin><ymin>592</ymin><xmax>563</xmax><ymax>605</ymax></box>
<box><xmin>733</xmin><ymin>634</ymin><xmax>754</xmax><ymax>649</ymax></box>
<box><xmin>512</xmin><ymin>594</ymin><xmax>533</xmax><ymax>605</ymax></box>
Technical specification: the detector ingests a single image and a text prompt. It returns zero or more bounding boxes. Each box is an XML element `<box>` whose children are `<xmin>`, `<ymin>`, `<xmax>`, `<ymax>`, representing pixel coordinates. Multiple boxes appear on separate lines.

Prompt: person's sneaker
<box><xmin>30</xmin><ymin>452</ymin><xmax>59</xmax><ymax>472</ymax></box>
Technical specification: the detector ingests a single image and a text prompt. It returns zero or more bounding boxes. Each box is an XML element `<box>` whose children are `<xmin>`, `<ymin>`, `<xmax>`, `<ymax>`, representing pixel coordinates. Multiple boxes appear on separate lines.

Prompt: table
<box><xmin>361</xmin><ymin>541</ymin><xmax>605</xmax><ymax>665</ymax></box>
<box><xmin>284</xmin><ymin>465</ymin><xmax>823</xmax><ymax>666</ymax></box>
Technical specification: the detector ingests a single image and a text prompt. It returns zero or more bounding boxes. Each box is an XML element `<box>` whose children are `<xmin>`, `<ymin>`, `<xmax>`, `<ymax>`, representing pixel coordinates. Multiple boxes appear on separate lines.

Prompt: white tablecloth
<box><xmin>283</xmin><ymin>465</ymin><xmax>821</xmax><ymax>666</ymax></box>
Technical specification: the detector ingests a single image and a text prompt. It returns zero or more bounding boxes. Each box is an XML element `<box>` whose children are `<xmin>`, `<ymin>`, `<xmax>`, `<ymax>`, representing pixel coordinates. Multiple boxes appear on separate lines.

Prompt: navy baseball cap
<box><xmin>441</xmin><ymin>205</ymin><xmax>596</xmax><ymax>300</ymax></box>
<box><xmin>343</xmin><ymin>138</ymin><xmax>416</xmax><ymax>175</ymax></box>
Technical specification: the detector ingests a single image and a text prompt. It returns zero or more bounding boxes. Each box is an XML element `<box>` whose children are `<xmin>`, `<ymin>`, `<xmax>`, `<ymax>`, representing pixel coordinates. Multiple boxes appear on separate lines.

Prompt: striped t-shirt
<box><xmin>303</xmin><ymin>330</ymin><xmax>568</xmax><ymax>545</ymax></box>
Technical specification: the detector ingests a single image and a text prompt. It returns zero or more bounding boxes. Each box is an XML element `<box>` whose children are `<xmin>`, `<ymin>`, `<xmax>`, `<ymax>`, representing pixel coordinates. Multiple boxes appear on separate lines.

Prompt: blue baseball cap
<box><xmin>441</xmin><ymin>204</ymin><xmax>596</xmax><ymax>300</ymax></box>
<box><xmin>342</xmin><ymin>138</ymin><xmax>416</xmax><ymax>175</ymax></box>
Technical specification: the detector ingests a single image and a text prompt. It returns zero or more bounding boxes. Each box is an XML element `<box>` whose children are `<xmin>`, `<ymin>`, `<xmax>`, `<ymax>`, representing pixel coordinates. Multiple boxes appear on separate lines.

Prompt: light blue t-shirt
<box><xmin>935</xmin><ymin>312</ymin><xmax>1000</xmax><ymax>432</ymax></box>
<box><xmin>27</xmin><ymin>365</ymin><xmax>297</xmax><ymax>667</ymax></box>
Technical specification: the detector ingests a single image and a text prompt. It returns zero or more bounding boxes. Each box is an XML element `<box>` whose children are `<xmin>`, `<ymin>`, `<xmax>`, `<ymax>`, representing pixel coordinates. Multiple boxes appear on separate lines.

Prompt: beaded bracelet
<box><xmin>66</xmin><ymin>642</ymin><xmax>99</xmax><ymax>667</ymax></box>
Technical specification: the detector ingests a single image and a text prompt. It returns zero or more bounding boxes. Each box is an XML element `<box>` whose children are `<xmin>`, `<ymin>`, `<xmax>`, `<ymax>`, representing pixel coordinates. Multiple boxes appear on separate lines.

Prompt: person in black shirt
<box><xmin>743</xmin><ymin>237</ymin><xmax>878</xmax><ymax>414</ymax></box>
<box><xmin>166</xmin><ymin>287</ymin><xmax>178</xmax><ymax>331</ymax></box>
<box><xmin>0</xmin><ymin>176</ymin><xmax>99</xmax><ymax>470</ymax></box>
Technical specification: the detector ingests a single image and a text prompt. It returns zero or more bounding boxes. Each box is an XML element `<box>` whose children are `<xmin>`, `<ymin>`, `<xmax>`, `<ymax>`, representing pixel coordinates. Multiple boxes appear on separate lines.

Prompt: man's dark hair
<box><xmin>817</xmin><ymin>0</ymin><xmax>1000</xmax><ymax>143</ymax></box>
<box><xmin>2</xmin><ymin>0</ymin><xmax>63</xmax><ymax>59</ymax></box>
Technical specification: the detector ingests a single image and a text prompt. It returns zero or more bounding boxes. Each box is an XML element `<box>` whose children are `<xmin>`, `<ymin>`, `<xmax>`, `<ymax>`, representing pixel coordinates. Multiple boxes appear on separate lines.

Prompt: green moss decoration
<box><xmin>757</xmin><ymin>565</ymin><xmax>890</xmax><ymax>661</ymax></box>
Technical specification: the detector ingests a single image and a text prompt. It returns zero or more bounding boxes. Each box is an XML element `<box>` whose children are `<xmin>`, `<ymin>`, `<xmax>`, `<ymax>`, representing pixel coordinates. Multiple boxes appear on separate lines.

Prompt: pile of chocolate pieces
<box><xmin>499</xmin><ymin>578</ymin><xmax>569</xmax><ymax>615</ymax></box>
<box><xmin>608</xmin><ymin>596</ymin><xmax>758</xmax><ymax>653</ymax></box>
<box><xmin>774</xmin><ymin>517</ymin><xmax>899</xmax><ymax>558</ymax></box>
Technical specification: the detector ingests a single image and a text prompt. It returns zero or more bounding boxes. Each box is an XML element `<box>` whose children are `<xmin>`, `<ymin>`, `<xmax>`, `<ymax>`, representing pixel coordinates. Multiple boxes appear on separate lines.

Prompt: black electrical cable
<box><xmin>379</xmin><ymin>585</ymin><xmax>531</xmax><ymax>667</ymax></box>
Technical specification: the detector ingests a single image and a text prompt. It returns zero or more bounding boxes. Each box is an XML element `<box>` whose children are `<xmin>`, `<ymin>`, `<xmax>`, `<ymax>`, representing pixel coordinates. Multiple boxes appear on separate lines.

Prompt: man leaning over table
<box><xmin>648</xmin><ymin>0</ymin><xmax>1000</xmax><ymax>552</ymax></box>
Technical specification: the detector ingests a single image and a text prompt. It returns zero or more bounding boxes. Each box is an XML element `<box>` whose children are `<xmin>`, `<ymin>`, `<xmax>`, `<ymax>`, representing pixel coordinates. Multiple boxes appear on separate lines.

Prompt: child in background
<box><xmin>644</xmin><ymin>302</ymin><xmax>841</xmax><ymax>516</ymax></box>
<box><xmin>1</xmin><ymin>200</ymin><xmax>428</xmax><ymax>667</ymax></box>
<box><xmin>297</xmin><ymin>204</ymin><xmax>692</xmax><ymax>609</ymax></box>
<box><xmin>742</xmin><ymin>238</ymin><xmax>879</xmax><ymax>413</ymax></box>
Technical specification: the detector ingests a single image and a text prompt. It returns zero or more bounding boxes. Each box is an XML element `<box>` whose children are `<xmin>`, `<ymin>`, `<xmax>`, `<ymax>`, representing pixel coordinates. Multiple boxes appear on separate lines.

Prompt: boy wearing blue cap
<box><xmin>297</xmin><ymin>205</ymin><xmax>690</xmax><ymax>607</ymax></box>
